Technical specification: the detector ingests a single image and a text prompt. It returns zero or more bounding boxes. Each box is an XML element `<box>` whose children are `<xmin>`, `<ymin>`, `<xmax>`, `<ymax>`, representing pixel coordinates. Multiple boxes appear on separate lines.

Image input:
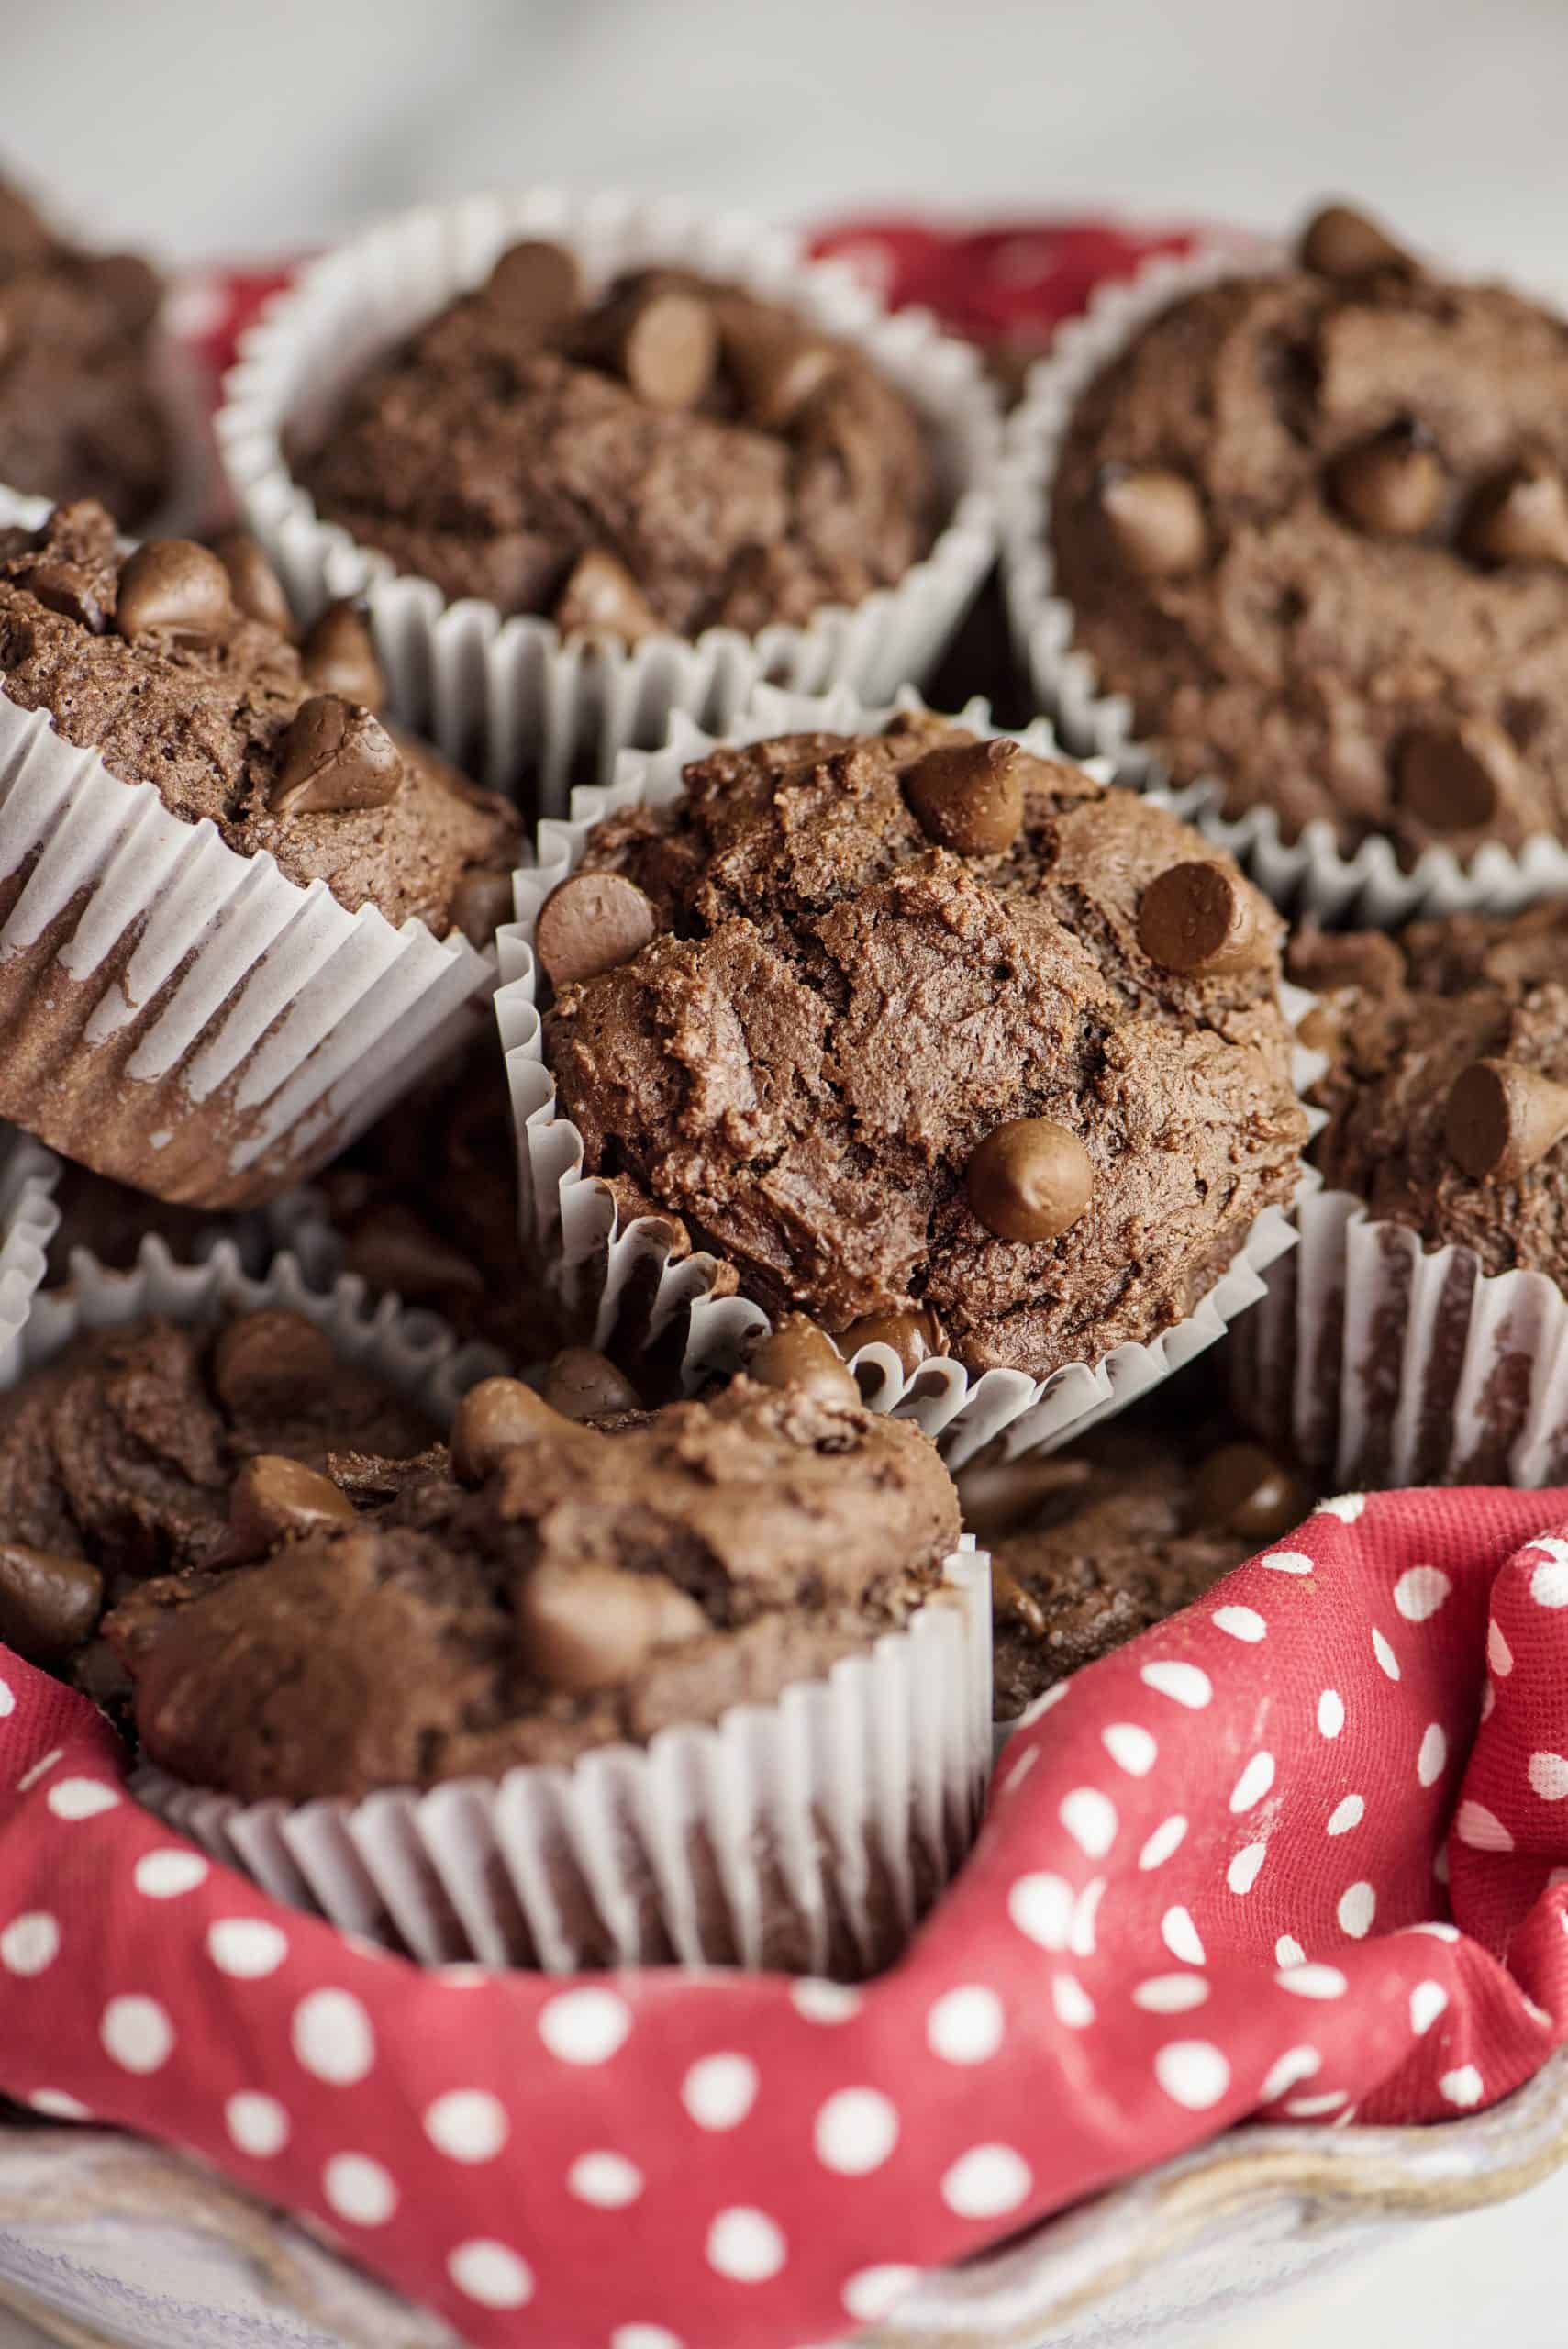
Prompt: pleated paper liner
<box><xmin>496</xmin><ymin>681</ymin><xmax>1325</xmax><ymax>1472</ymax></box>
<box><xmin>1001</xmin><ymin>239</ymin><xmax>1568</xmax><ymax>926</ymax></box>
<box><xmin>217</xmin><ymin>188</ymin><xmax>1003</xmax><ymax>822</ymax></box>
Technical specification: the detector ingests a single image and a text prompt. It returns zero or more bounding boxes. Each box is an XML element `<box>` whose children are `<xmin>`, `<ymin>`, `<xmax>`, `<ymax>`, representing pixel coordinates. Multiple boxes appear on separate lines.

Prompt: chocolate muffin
<box><xmin>1291</xmin><ymin>902</ymin><xmax>1568</xmax><ymax>1275</ymax></box>
<box><xmin>0</xmin><ymin>1308</ymin><xmax>437</xmax><ymax>1691</ymax></box>
<box><xmin>538</xmin><ymin>712</ymin><xmax>1308</xmax><ymax>1377</ymax></box>
<box><xmin>105</xmin><ymin>1349</ymin><xmax>962</xmax><ymax>1801</ymax></box>
<box><xmin>0</xmin><ymin>502</ymin><xmax>520</xmax><ymax>932</ymax></box>
<box><xmin>0</xmin><ymin>177</ymin><xmax>170</xmax><ymax>528</ymax></box>
<box><xmin>292</xmin><ymin>243</ymin><xmax>940</xmax><ymax>639</ymax></box>
<box><xmin>1050</xmin><ymin>202</ymin><xmax>1568</xmax><ymax>863</ymax></box>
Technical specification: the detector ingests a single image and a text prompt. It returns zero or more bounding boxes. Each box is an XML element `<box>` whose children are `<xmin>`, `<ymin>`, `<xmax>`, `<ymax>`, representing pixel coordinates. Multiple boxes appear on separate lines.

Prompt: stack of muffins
<box><xmin>0</xmin><ymin>171</ymin><xmax>1560</xmax><ymax>1980</ymax></box>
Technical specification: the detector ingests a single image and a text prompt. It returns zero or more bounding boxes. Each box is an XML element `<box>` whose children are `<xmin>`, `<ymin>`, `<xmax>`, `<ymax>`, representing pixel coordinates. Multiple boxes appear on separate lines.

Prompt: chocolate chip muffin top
<box><xmin>1292</xmin><ymin>901</ymin><xmax>1568</xmax><ymax>1276</ymax></box>
<box><xmin>105</xmin><ymin>1356</ymin><xmax>962</xmax><ymax>1800</ymax></box>
<box><xmin>292</xmin><ymin>245</ymin><xmax>940</xmax><ymax>638</ymax></box>
<box><xmin>0</xmin><ymin>178</ymin><xmax>171</xmax><ymax>529</ymax></box>
<box><xmin>540</xmin><ymin>713</ymin><xmax>1307</xmax><ymax>1377</ymax></box>
<box><xmin>0</xmin><ymin>503</ymin><xmax>520</xmax><ymax>932</ymax></box>
<box><xmin>1050</xmin><ymin>203</ymin><xmax>1568</xmax><ymax>864</ymax></box>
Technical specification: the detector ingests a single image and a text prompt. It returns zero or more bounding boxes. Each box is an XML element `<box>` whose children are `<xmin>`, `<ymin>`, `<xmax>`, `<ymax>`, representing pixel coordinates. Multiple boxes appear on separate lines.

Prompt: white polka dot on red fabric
<box><xmin>1262</xmin><ymin>1550</ymin><xmax>1315</xmax><ymax>1575</ymax></box>
<box><xmin>1372</xmin><ymin>1629</ymin><xmax>1401</xmax><ymax>1681</ymax></box>
<box><xmin>612</xmin><ymin>2330</ymin><xmax>683</xmax><ymax>2349</ymax></box>
<box><xmin>226</xmin><ymin>2092</ymin><xmax>289</xmax><ymax>2157</ymax></box>
<box><xmin>1229</xmin><ymin>1753</ymin><xmax>1274</xmax><ymax>1814</ymax></box>
<box><xmin>1072</xmin><ymin>1878</ymin><xmax>1106</xmax><ymax>1957</ymax></box>
<box><xmin>1318</xmin><ymin>1690</ymin><xmax>1346</xmax><ymax>1739</ymax></box>
<box><xmin>1530</xmin><ymin>1753</ymin><xmax>1568</xmax><ymax>1800</ymax></box>
<box><xmin>790</xmin><ymin>1980</ymin><xmax>861</xmax><ymax>2024</ymax></box>
<box><xmin>1489</xmin><ymin>1619</ymin><xmax>1514</xmax><ymax>1675</ymax></box>
<box><xmin>1318</xmin><ymin>1494</ymin><xmax>1365</xmax><ymax>1523</ymax></box>
<box><xmin>1410</xmin><ymin>1982</ymin><xmax>1449</xmax><ymax>2035</ymax></box>
<box><xmin>999</xmin><ymin>1746</ymin><xmax>1038</xmax><ymax>1798</ymax></box>
<box><xmin>927</xmin><ymin>1986</ymin><xmax>1004</xmax><ymax>2065</ymax></box>
<box><xmin>683</xmin><ymin>2054</ymin><xmax>758</xmax><ymax>2132</ymax></box>
<box><xmin>1394</xmin><ymin>1566</ymin><xmax>1451</xmax><ymax>1622</ymax></box>
<box><xmin>1275</xmin><ymin>1935</ymin><xmax>1306</xmax><ymax>1968</ymax></box>
<box><xmin>1060</xmin><ymin>1787</ymin><xmax>1118</xmax><ymax>1858</ymax></box>
<box><xmin>132</xmin><ymin>1850</ymin><xmax>208</xmax><ymax>1899</ymax></box>
<box><xmin>424</xmin><ymin>2089</ymin><xmax>508</xmax><ymax>2163</ymax></box>
<box><xmin>0</xmin><ymin>1912</ymin><xmax>58</xmax><ymax>1976</ymax></box>
<box><xmin>1260</xmin><ymin>2046</ymin><xmax>1320</xmax><ymax>2102</ymax></box>
<box><xmin>207</xmin><ymin>1919</ymin><xmax>288</xmax><ymax>1979</ymax></box>
<box><xmin>292</xmin><ymin>1988</ymin><xmax>374</xmax><ymax>2085</ymax></box>
<box><xmin>1227</xmin><ymin>1843</ymin><xmax>1268</xmax><ymax>1896</ymax></box>
<box><xmin>1008</xmin><ymin>1873</ymin><xmax>1073</xmax><ymax>1950</ymax></box>
<box><xmin>28</xmin><ymin>2090</ymin><xmax>90</xmax><ymax>2121</ymax></box>
<box><xmin>1440</xmin><ymin>2065</ymin><xmax>1485</xmax><ymax>2108</ymax></box>
<box><xmin>101</xmin><ymin>1995</ymin><xmax>173</xmax><ymax>2074</ymax></box>
<box><xmin>1407</xmin><ymin>1920</ymin><xmax>1462</xmax><ymax>1942</ymax></box>
<box><xmin>841</xmin><ymin>2267</ymin><xmax>920</xmax><ymax>2323</ymax></box>
<box><xmin>1530</xmin><ymin>1542</ymin><xmax>1568</xmax><ymax>1607</ymax></box>
<box><xmin>1456</xmin><ymin>1800</ymin><xmax>1514</xmax><ymax>1853</ymax></box>
<box><xmin>1133</xmin><ymin>1974</ymin><xmax>1209</xmax><ymax>2014</ymax></box>
<box><xmin>1284</xmin><ymin>2089</ymin><xmax>1349</xmax><ymax>2118</ymax></box>
<box><xmin>1102</xmin><ymin>1722</ymin><xmax>1156</xmax><ymax>1776</ymax></box>
<box><xmin>1327</xmin><ymin>1795</ymin><xmax>1364</xmax><ymax>1836</ymax></box>
<box><xmin>47</xmin><ymin>1779</ymin><xmax>118</xmax><ymax>1821</ymax></box>
<box><xmin>323</xmin><ymin>2154</ymin><xmax>397</xmax><ymax>2227</ymax></box>
<box><xmin>940</xmin><ymin>2144</ymin><xmax>1032</xmax><ymax>2219</ymax></box>
<box><xmin>814</xmin><ymin>2087</ymin><xmax>899</xmax><ymax>2174</ymax></box>
<box><xmin>1481</xmin><ymin>1682</ymin><xmax>1496</xmax><ymax>1722</ymax></box>
<box><xmin>1213</xmin><ymin>1606</ymin><xmax>1266</xmax><ymax>1642</ymax></box>
<box><xmin>1140</xmin><ymin>1661</ymin><xmax>1211</xmax><ymax>1709</ymax></box>
<box><xmin>1154</xmin><ymin>2040</ymin><xmax>1230</xmax><ymax>2110</ymax></box>
<box><xmin>568</xmin><ymin>2151</ymin><xmax>643</xmax><ymax>2207</ymax></box>
<box><xmin>1139</xmin><ymin>1816</ymin><xmax>1188</xmax><ymax>1872</ymax></box>
<box><xmin>538</xmin><ymin>1987</ymin><xmax>631</xmax><ymax>2065</ymax></box>
<box><xmin>0</xmin><ymin>1677</ymin><xmax>12</xmax><ymax>1718</ymax></box>
<box><xmin>1161</xmin><ymin>1906</ymin><xmax>1206</xmax><ymax>1965</ymax></box>
<box><xmin>1052</xmin><ymin>1974</ymin><xmax>1095</xmax><ymax>2030</ymax></box>
<box><xmin>15</xmin><ymin>1750</ymin><xmax>61</xmax><ymax>1794</ymax></box>
<box><xmin>448</xmin><ymin>2240</ymin><xmax>534</xmax><ymax>2310</ymax></box>
<box><xmin>1277</xmin><ymin>1965</ymin><xmax>1348</xmax><ymax>1999</ymax></box>
<box><xmin>706</xmin><ymin>2208</ymin><xmax>786</xmax><ymax>2282</ymax></box>
<box><xmin>1418</xmin><ymin>1724</ymin><xmax>1448</xmax><ymax>1787</ymax></box>
<box><xmin>1338</xmin><ymin>1882</ymin><xmax>1376</xmax><ymax>1939</ymax></box>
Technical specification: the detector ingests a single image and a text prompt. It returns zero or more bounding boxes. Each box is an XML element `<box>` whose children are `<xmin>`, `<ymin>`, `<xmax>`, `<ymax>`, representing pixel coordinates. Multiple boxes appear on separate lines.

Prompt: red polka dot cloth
<box><xmin>4</xmin><ymin>1486</ymin><xmax>1568</xmax><ymax>2347</ymax></box>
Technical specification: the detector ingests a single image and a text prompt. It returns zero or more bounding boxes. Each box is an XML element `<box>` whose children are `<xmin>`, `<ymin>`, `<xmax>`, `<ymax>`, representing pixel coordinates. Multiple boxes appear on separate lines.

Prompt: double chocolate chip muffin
<box><xmin>1051</xmin><ymin>202</ymin><xmax>1568</xmax><ymax>864</ymax></box>
<box><xmin>292</xmin><ymin>240</ymin><xmax>940</xmax><ymax>640</ymax></box>
<box><xmin>538</xmin><ymin>713</ymin><xmax>1308</xmax><ymax>1377</ymax></box>
<box><xmin>0</xmin><ymin>176</ymin><xmax>170</xmax><ymax>528</ymax></box>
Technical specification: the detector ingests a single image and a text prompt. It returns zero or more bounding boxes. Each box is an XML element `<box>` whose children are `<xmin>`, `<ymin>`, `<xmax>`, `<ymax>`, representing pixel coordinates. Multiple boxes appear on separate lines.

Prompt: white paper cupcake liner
<box><xmin>217</xmin><ymin>188</ymin><xmax>1003</xmax><ymax>823</ymax></box>
<box><xmin>1231</xmin><ymin>1186</ymin><xmax>1568</xmax><ymax>1489</ymax></box>
<box><xmin>496</xmin><ymin>681</ymin><xmax>1322</xmax><ymax>1470</ymax></box>
<box><xmin>0</xmin><ymin>1123</ymin><xmax>67</xmax><ymax>1387</ymax></box>
<box><xmin>1001</xmin><ymin>239</ymin><xmax>1568</xmax><ymax>926</ymax></box>
<box><xmin>0</xmin><ymin>666</ymin><xmax>495</xmax><ymax>1211</ymax></box>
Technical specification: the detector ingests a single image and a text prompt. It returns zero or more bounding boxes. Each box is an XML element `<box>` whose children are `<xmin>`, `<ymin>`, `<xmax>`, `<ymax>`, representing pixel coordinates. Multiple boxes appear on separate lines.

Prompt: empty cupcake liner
<box><xmin>1001</xmin><ymin>239</ymin><xmax>1568</xmax><ymax>926</ymax></box>
<box><xmin>0</xmin><ymin>666</ymin><xmax>495</xmax><ymax>1211</ymax></box>
<box><xmin>216</xmin><ymin>188</ymin><xmax>1003</xmax><ymax>823</ymax></box>
<box><xmin>496</xmin><ymin>681</ymin><xmax>1322</xmax><ymax>1471</ymax></box>
<box><xmin>1232</xmin><ymin>1186</ymin><xmax>1568</xmax><ymax>1491</ymax></box>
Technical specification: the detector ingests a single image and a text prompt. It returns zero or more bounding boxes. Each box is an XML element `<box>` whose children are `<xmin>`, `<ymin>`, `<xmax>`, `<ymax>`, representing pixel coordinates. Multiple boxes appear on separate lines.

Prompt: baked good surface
<box><xmin>293</xmin><ymin>248</ymin><xmax>939</xmax><ymax>636</ymax></box>
<box><xmin>1050</xmin><ymin>204</ymin><xmax>1568</xmax><ymax>863</ymax></box>
<box><xmin>542</xmin><ymin>713</ymin><xmax>1308</xmax><ymax>1376</ymax></box>
<box><xmin>0</xmin><ymin>178</ymin><xmax>171</xmax><ymax>528</ymax></box>
<box><xmin>106</xmin><ymin>1364</ymin><xmax>962</xmax><ymax>1799</ymax></box>
<box><xmin>0</xmin><ymin>503</ymin><xmax>520</xmax><ymax>931</ymax></box>
<box><xmin>1292</xmin><ymin>902</ymin><xmax>1568</xmax><ymax>1276</ymax></box>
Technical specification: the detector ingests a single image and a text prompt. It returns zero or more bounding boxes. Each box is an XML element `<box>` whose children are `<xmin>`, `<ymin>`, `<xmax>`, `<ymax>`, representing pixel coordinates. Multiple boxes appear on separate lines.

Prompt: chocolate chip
<box><xmin>450</xmin><ymin>1375</ymin><xmax>565</xmax><ymax>1485</ymax></box>
<box><xmin>904</xmin><ymin>738</ymin><xmax>1024</xmax><ymax>858</ymax></box>
<box><xmin>269</xmin><ymin>695</ymin><xmax>403</xmax><ymax>817</ymax></box>
<box><xmin>85</xmin><ymin>250</ymin><xmax>162</xmax><ymax>335</ymax></box>
<box><xmin>1329</xmin><ymin>422</ymin><xmax>1443</xmax><ymax>538</ymax></box>
<box><xmin>955</xmin><ymin>1452</ymin><xmax>1093</xmax><ymax>1540</ymax></box>
<box><xmin>518</xmin><ymin>1559</ymin><xmax>706</xmax><ymax>1694</ymax></box>
<box><xmin>1299</xmin><ymin>203</ymin><xmax>1415</xmax><ymax>280</ymax></box>
<box><xmin>553</xmin><ymin>549</ymin><xmax>661</xmax><ymax>643</ymax></box>
<box><xmin>1194</xmin><ymin>1442</ymin><xmax>1310</xmax><ymax>1541</ymax></box>
<box><xmin>841</xmin><ymin>1308</ymin><xmax>947</xmax><ymax>1377</ymax></box>
<box><xmin>747</xmin><ymin>1314</ymin><xmax>860</xmax><ymax>1408</ymax></box>
<box><xmin>966</xmin><ymin>1117</ymin><xmax>1094</xmax><ymax>1244</ymax></box>
<box><xmin>1396</xmin><ymin>719</ymin><xmax>1515</xmax><ymax>831</ymax></box>
<box><xmin>1445</xmin><ymin>1058</ymin><xmax>1568</xmax><ymax>1183</ymax></box>
<box><xmin>212</xmin><ymin>1308</ymin><xmax>337</xmax><ymax>1418</ymax></box>
<box><xmin>1462</xmin><ymin>459</ymin><xmax>1568</xmax><ymax>568</ymax></box>
<box><xmin>224</xmin><ymin>1454</ymin><xmax>356</xmax><ymax>1562</ymax></box>
<box><xmin>719</xmin><ymin>302</ymin><xmax>840</xmax><ymax>429</ymax></box>
<box><xmin>1138</xmin><ymin>862</ymin><xmax>1270</xmax><ymax>977</ymax></box>
<box><xmin>991</xmin><ymin>1556</ymin><xmax>1049</xmax><ymax>1641</ymax></box>
<box><xmin>486</xmin><ymin>238</ymin><xmax>583</xmax><ymax>328</ymax></box>
<box><xmin>615</xmin><ymin>290</ymin><xmax>717</xmax><ymax>410</ymax></box>
<box><xmin>212</xmin><ymin>532</ymin><xmax>294</xmax><ymax>634</ymax></box>
<box><xmin>0</xmin><ymin>1542</ymin><xmax>103</xmax><ymax>1666</ymax></box>
<box><xmin>1097</xmin><ymin>466</ymin><xmax>1207</xmax><ymax>579</ymax></box>
<box><xmin>541</xmin><ymin>1347</ymin><xmax>642</xmax><ymax>1421</ymax></box>
<box><xmin>300</xmin><ymin>598</ymin><xmax>384</xmax><ymax>707</ymax></box>
<box><xmin>115</xmin><ymin>539</ymin><xmax>235</xmax><ymax>645</ymax></box>
<box><xmin>449</xmin><ymin>866</ymin><xmax>515</xmax><ymax>950</ymax></box>
<box><xmin>534</xmin><ymin>870</ymin><xmax>658</xmax><ymax>989</ymax></box>
<box><xmin>20</xmin><ymin>562</ymin><xmax>106</xmax><ymax>632</ymax></box>
<box><xmin>345</xmin><ymin>1204</ymin><xmax>485</xmax><ymax>1306</ymax></box>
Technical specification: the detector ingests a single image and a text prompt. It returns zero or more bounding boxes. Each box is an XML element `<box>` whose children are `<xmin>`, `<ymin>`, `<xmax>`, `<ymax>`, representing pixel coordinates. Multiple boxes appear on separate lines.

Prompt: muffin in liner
<box><xmin>1001</xmin><ymin>239</ymin><xmax>1568</xmax><ymax>925</ymax></box>
<box><xmin>496</xmin><ymin>682</ymin><xmax>1322</xmax><ymax>1470</ymax></box>
<box><xmin>217</xmin><ymin>188</ymin><xmax>1002</xmax><ymax>822</ymax></box>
